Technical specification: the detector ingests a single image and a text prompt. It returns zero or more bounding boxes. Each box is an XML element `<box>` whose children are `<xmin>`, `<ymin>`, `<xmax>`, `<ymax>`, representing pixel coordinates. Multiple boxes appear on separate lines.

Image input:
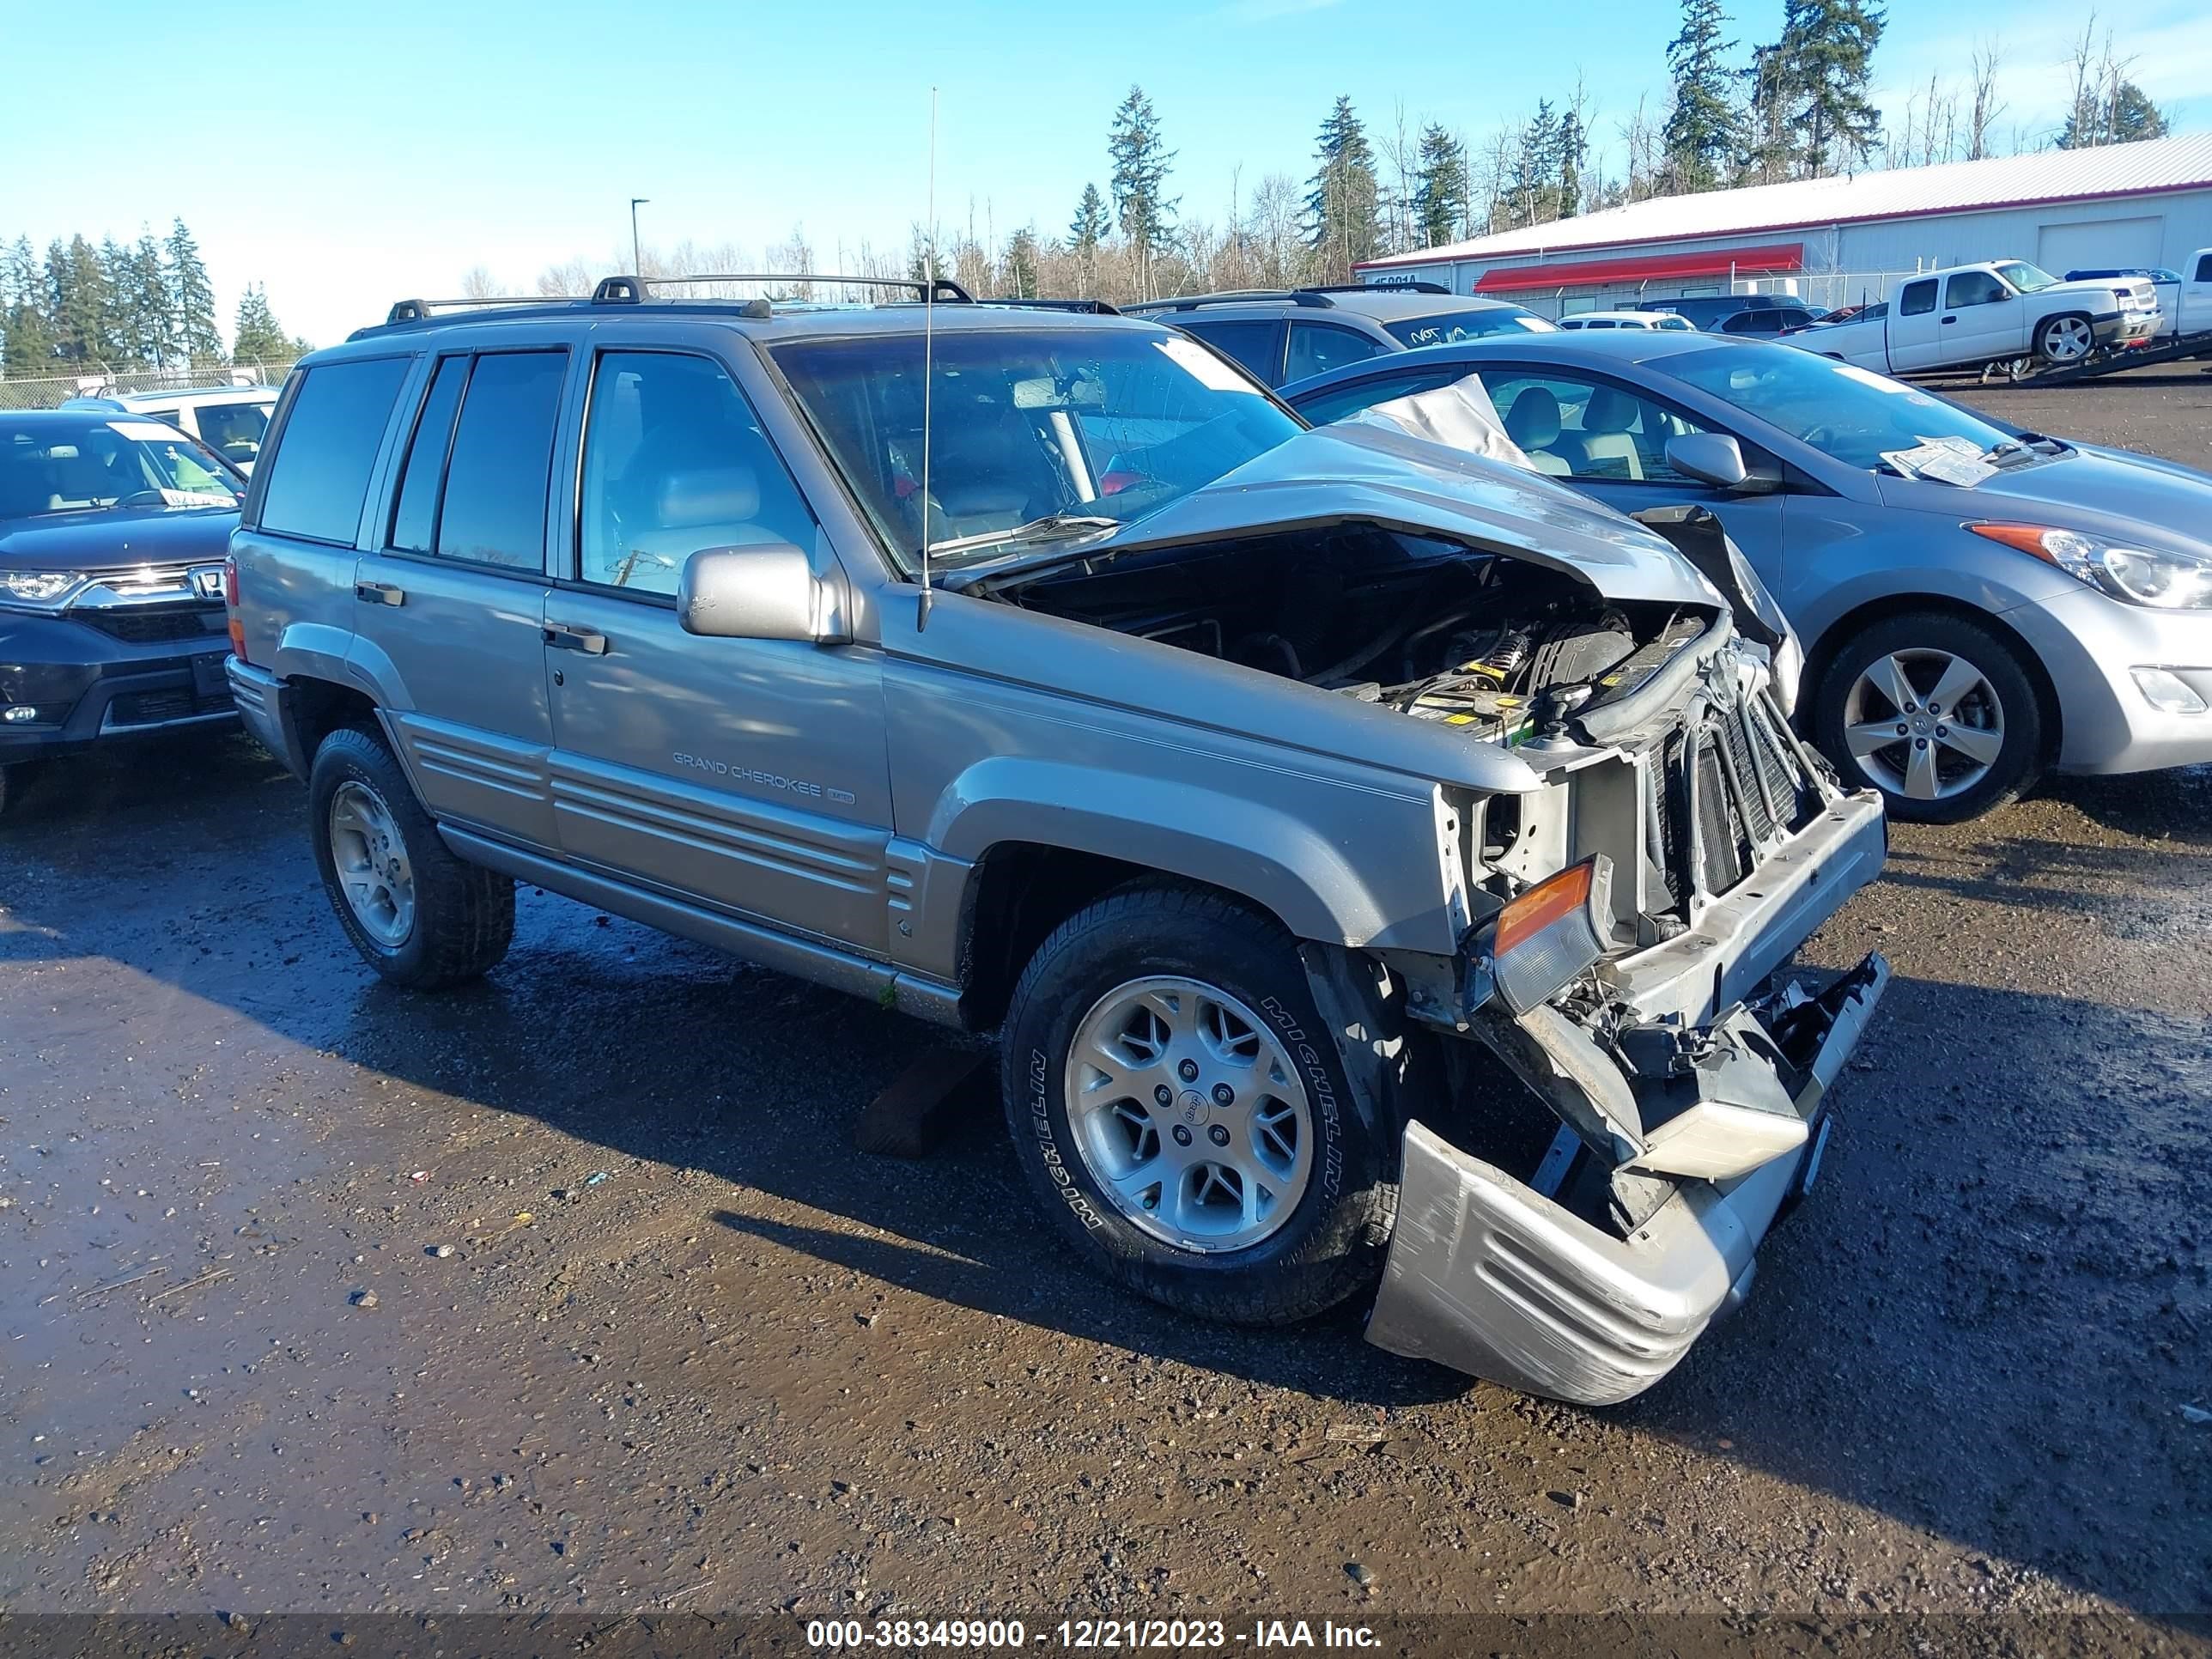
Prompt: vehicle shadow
<box><xmin>5</xmin><ymin>742</ymin><xmax>2208</xmax><ymax>1613</ymax></box>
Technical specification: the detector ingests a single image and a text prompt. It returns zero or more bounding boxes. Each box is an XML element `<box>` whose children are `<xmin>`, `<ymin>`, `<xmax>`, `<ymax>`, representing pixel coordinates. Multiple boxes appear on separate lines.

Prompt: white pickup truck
<box><xmin>1789</xmin><ymin>259</ymin><xmax>2160</xmax><ymax>374</ymax></box>
<box><xmin>2064</xmin><ymin>248</ymin><xmax>2212</xmax><ymax>343</ymax></box>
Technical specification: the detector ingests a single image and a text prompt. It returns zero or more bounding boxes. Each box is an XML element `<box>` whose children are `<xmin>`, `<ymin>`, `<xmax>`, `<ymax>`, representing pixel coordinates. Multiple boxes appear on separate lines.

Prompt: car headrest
<box><xmin>658</xmin><ymin>466</ymin><xmax>759</xmax><ymax>530</ymax></box>
<box><xmin>1503</xmin><ymin>386</ymin><xmax>1561</xmax><ymax>448</ymax></box>
<box><xmin>1584</xmin><ymin>385</ymin><xmax>1640</xmax><ymax>434</ymax></box>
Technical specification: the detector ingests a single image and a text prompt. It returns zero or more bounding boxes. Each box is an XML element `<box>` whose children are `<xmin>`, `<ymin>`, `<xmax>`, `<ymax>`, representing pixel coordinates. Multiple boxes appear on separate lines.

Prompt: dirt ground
<box><xmin>1</xmin><ymin>371</ymin><xmax>2209</xmax><ymax>1645</ymax></box>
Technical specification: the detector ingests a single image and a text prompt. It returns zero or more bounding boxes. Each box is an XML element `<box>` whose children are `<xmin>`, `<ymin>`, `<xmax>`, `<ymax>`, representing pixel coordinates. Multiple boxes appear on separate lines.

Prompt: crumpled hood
<box><xmin>1066</xmin><ymin>422</ymin><xmax>1724</xmax><ymax>609</ymax></box>
<box><xmin>0</xmin><ymin>505</ymin><xmax>238</xmax><ymax>571</ymax></box>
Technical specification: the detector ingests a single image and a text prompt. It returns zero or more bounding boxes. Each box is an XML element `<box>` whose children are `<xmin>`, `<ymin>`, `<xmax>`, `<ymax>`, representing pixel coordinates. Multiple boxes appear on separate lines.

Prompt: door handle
<box><xmin>544</xmin><ymin>623</ymin><xmax>610</xmax><ymax>655</ymax></box>
<box><xmin>1940</xmin><ymin>315</ymin><xmax>1956</xmax><ymax>324</ymax></box>
<box><xmin>355</xmin><ymin>580</ymin><xmax>405</xmax><ymax>606</ymax></box>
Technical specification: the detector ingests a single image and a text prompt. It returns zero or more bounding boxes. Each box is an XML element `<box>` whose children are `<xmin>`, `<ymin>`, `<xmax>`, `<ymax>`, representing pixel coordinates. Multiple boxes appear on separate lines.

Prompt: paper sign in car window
<box><xmin>110</xmin><ymin>420</ymin><xmax>186</xmax><ymax>441</ymax></box>
<box><xmin>1156</xmin><ymin>337</ymin><xmax>1258</xmax><ymax>393</ymax></box>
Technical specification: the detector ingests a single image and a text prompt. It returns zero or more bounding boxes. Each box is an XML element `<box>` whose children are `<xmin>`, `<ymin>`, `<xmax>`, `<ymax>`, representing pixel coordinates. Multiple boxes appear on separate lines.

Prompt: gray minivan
<box><xmin>226</xmin><ymin>280</ymin><xmax>1887</xmax><ymax>1404</ymax></box>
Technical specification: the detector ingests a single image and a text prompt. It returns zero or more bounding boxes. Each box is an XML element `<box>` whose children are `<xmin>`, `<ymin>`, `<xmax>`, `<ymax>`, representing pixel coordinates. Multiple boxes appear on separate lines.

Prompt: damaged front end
<box><xmin>1363</xmin><ymin>628</ymin><xmax>1889</xmax><ymax>1406</ymax></box>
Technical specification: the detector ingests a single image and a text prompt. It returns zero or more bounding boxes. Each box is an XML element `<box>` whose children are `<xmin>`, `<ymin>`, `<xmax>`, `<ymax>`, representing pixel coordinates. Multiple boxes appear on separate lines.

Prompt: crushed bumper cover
<box><xmin>1364</xmin><ymin>954</ymin><xmax>1888</xmax><ymax>1405</ymax></box>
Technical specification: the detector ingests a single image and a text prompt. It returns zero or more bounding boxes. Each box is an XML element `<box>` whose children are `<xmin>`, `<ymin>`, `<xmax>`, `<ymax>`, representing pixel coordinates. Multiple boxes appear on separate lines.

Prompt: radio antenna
<box><xmin>918</xmin><ymin>85</ymin><xmax>939</xmax><ymax>629</ymax></box>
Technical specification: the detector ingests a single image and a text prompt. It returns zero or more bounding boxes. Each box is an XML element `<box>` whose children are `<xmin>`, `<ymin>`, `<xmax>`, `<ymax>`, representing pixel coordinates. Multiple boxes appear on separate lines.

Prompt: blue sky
<box><xmin>6</xmin><ymin>0</ymin><xmax>2209</xmax><ymax>349</ymax></box>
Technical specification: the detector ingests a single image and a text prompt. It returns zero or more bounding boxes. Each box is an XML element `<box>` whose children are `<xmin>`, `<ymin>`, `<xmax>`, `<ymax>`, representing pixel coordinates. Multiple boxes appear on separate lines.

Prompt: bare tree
<box><xmin>459</xmin><ymin>264</ymin><xmax>499</xmax><ymax>298</ymax></box>
<box><xmin>1966</xmin><ymin>40</ymin><xmax>2007</xmax><ymax>161</ymax></box>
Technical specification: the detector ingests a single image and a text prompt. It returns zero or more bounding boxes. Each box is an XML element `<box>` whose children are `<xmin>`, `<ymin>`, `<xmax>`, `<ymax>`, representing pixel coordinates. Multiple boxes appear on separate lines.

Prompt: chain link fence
<box><xmin>0</xmin><ymin>358</ymin><xmax>298</xmax><ymax>412</ymax></box>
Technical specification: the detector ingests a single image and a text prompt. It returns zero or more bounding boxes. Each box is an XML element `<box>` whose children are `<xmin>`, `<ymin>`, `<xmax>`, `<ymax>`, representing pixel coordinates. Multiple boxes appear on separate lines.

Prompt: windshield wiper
<box><xmin>925</xmin><ymin>514</ymin><xmax>1120</xmax><ymax>559</ymax></box>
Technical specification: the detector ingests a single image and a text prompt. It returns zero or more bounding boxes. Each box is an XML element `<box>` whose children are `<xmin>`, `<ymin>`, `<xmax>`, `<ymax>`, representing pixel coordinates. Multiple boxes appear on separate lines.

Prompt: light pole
<box><xmin>629</xmin><ymin>198</ymin><xmax>650</xmax><ymax>276</ymax></box>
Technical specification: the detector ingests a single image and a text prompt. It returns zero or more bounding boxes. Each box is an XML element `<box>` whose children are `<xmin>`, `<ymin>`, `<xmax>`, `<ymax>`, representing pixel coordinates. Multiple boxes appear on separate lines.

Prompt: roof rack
<box><xmin>1123</xmin><ymin>289</ymin><xmax>1338</xmax><ymax>313</ymax></box>
<box><xmin>379</xmin><ymin>272</ymin><xmax>972</xmax><ymax>330</ymax></box>
<box><xmin>1301</xmin><ymin>280</ymin><xmax>1451</xmax><ymax>295</ymax></box>
<box><xmin>384</xmin><ymin>293</ymin><xmax>588</xmax><ymax>325</ymax></box>
<box><xmin>987</xmin><ymin>296</ymin><xmax>1123</xmax><ymax>315</ymax></box>
<box><xmin>634</xmin><ymin>272</ymin><xmax>975</xmax><ymax>304</ymax></box>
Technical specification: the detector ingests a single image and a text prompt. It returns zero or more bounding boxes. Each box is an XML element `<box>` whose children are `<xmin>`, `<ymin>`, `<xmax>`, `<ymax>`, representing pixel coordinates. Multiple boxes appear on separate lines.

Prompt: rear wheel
<box><xmin>308</xmin><ymin>724</ymin><xmax>514</xmax><ymax>987</ymax></box>
<box><xmin>1000</xmin><ymin>882</ymin><xmax>1395</xmax><ymax>1327</ymax></box>
<box><xmin>1813</xmin><ymin>612</ymin><xmax>2043</xmax><ymax>823</ymax></box>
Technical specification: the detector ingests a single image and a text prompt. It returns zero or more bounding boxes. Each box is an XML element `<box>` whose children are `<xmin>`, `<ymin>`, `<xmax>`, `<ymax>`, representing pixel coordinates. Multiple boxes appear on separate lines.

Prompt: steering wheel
<box><xmin>118</xmin><ymin>489</ymin><xmax>171</xmax><ymax>507</ymax></box>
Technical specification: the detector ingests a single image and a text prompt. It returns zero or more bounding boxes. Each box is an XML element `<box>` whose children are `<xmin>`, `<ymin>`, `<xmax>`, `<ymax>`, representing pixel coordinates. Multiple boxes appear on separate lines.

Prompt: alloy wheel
<box><xmin>1063</xmin><ymin>975</ymin><xmax>1314</xmax><ymax>1253</ymax></box>
<box><xmin>2040</xmin><ymin>316</ymin><xmax>2093</xmax><ymax>363</ymax></box>
<box><xmin>327</xmin><ymin>780</ymin><xmax>416</xmax><ymax>946</ymax></box>
<box><xmin>1841</xmin><ymin>649</ymin><xmax>2005</xmax><ymax>803</ymax></box>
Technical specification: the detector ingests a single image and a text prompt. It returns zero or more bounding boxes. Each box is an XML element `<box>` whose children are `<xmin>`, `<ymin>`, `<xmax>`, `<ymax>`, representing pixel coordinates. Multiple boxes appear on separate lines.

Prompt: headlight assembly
<box><xmin>0</xmin><ymin>570</ymin><xmax>93</xmax><ymax>610</ymax></box>
<box><xmin>1969</xmin><ymin>523</ymin><xmax>2212</xmax><ymax>610</ymax></box>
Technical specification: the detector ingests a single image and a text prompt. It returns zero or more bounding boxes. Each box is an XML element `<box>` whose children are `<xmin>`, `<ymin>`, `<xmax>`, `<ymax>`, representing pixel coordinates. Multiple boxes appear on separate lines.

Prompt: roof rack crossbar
<box><xmin>1301</xmin><ymin>280</ymin><xmax>1452</xmax><ymax>295</ymax></box>
<box><xmin>1123</xmin><ymin>289</ymin><xmax>1336</xmax><ymax>312</ymax></box>
<box><xmin>617</xmin><ymin>272</ymin><xmax>975</xmax><ymax>304</ymax></box>
<box><xmin>385</xmin><ymin>294</ymin><xmax>586</xmax><ymax>325</ymax></box>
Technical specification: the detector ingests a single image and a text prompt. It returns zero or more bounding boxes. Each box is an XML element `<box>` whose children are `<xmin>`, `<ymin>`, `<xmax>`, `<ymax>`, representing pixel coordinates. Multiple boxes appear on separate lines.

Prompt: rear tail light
<box><xmin>224</xmin><ymin>555</ymin><xmax>248</xmax><ymax>664</ymax></box>
<box><xmin>1479</xmin><ymin>855</ymin><xmax>1613</xmax><ymax>1016</ymax></box>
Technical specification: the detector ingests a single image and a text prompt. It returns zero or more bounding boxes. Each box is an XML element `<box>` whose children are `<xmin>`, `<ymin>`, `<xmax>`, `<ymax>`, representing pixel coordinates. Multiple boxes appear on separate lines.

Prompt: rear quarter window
<box><xmin>256</xmin><ymin>358</ymin><xmax>411</xmax><ymax>545</ymax></box>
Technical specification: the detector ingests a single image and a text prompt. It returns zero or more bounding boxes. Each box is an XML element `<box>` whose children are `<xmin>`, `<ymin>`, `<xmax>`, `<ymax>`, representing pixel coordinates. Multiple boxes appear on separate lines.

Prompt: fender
<box><xmin>929</xmin><ymin>755</ymin><xmax>1460</xmax><ymax>953</ymax></box>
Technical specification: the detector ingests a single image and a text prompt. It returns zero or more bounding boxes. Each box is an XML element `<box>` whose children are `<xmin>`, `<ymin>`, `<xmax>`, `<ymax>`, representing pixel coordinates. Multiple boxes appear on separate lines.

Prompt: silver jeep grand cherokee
<box><xmin>226</xmin><ymin>277</ymin><xmax>1889</xmax><ymax>1404</ymax></box>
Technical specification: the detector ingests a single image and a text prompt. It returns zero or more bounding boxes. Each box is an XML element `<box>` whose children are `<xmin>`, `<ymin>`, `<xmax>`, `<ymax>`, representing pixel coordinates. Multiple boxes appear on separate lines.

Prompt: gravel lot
<box><xmin>1</xmin><ymin>371</ymin><xmax>2208</xmax><ymax>1644</ymax></box>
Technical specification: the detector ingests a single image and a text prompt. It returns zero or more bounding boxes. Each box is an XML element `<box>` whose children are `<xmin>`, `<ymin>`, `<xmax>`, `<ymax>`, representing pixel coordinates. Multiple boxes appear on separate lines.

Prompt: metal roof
<box><xmin>1361</xmin><ymin>131</ymin><xmax>2212</xmax><ymax>270</ymax></box>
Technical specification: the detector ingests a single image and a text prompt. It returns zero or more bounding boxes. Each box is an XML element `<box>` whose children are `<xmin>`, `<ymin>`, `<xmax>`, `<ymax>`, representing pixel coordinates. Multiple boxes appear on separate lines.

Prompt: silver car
<box><xmin>227</xmin><ymin>287</ymin><xmax>1887</xmax><ymax>1403</ymax></box>
<box><xmin>1284</xmin><ymin>333</ymin><xmax>2212</xmax><ymax>821</ymax></box>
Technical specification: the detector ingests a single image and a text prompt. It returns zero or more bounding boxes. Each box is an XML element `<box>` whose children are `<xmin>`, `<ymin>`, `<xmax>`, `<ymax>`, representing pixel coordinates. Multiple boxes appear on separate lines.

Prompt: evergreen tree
<box><xmin>125</xmin><ymin>233</ymin><xmax>173</xmax><ymax>367</ymax></box>
<box><xmin>47</xmin><ymin>236</ymin><xmax>115</xmax><ymax>367</ymax></box>
<box><xmin>1067</xmin><ymin>182</ymin><xmax>1109</xmax><ymax>295</ymax></box>
<box><xmin>165</xmin><ymin>217</ymin><xmax>222</xmax><ymax>365</ymax></box>
<box><xmin>1774</xmin><ymin>0</ymin><xmax>1885</xmax><ymax>177</ymax></box>
<box><xmin>2059</xmin><ymin>76</ymin><xmax>2169</xmax><ymax>148</ymax></box>
<box><xmin>3</xmin><ymin>236</ymin><xmax>56</xmax><ymax>376</ymax></box>
<box><xmin>96</xmin><ymin>237</ymin><xmax>137</xmax><ymax>363</ymax></box>
<box><xmin>1107</xmin><ymin>87</ymin><xmax>1176</xmax><ymax>301</ymax></box>
<box><xmin>1000</xmin><ymin>227</ymin><xmax>1042</xmax><ymax>300</ymax></box>
<box><xmin>1738</xmin><ymin>41</ymin><xmax>1796</xmax><ymax>184</ymax></box>
<box><xmin>1412</xmin><ymin>123</ymin><xmax>1470</xmax><ymax>247</ymax></box>
<box><xmin>1663</xmin><ymin>0</ymin><xmax>1740</xmax><ymax>191</ymax></box>
<box><xmin>232</xmin><ymin>283</ymin><xmax>293</xmax><ymax>362</ymax></box>
<box><xmin>1305</xmin><ymin>94</ymin><xmax>1380</xmax><ymax>281</ymax></box>
<box><xmin>1553</xmin><ymin>106</ymin><xmax>1589</xmax><ymax>219</ymax></box>
<box><xmin>1504</xmin><ymin>101</ymin><xmax>1559</xmax><ymax>227</ymax></box>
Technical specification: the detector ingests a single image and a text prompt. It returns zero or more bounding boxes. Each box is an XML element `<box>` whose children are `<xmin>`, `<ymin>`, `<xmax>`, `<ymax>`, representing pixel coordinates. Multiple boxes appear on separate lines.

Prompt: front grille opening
<box><xmin>81</xmin><ymin>604</ymin><xmax>226</xmax><ymax>644</ymax></box>
<box><xmin>1654</xmin><ymin>689</ymin><xmax>1815</xmax><ymax>908</ymax></box>
<box><xmin>106</xmin><ymin>688</ymin><xmax>233</xmax><ymax>727</ymax></box>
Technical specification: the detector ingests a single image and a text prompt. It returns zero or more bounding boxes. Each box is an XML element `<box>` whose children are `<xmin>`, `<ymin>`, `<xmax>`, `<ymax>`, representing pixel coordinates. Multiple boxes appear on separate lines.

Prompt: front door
<box><xmin>349</xmin><ymin>347</ymin><xmax>570</xmax><ymax>848</ymax></box>
<box><xmin>1474</xmin><ymin>367</ymin><xmax>1791</xmax><ymax>584</ymax></box>
<box><xmin>1942</xmin><ymin>269</ymin><xmax>2025</xmax><ymax>366</ymax></box>
<box><xmin>543</xmin><ymin>345</ymin><xmax>896</xmax><ymax>953</ymax></box>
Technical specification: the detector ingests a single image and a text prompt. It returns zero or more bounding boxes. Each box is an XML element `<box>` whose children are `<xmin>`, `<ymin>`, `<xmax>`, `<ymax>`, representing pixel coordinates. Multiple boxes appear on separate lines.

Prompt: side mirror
<box><xmin>1666</xmin><ymin>432</ymin><xmax>1750</xmax><ymax>490</ymax></box>
<box><xmin>678</xmin><ymin>543</ymin><xmax>851</xmax><ymax>644</ymax></box>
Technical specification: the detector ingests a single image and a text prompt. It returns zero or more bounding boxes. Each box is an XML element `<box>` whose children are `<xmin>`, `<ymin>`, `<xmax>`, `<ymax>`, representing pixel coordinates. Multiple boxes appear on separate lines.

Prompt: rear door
<box><xmin>1175</xmin><ymin>319</ymin><xmax>1284</xmax><ymax>385</ymax></box>
<box><xmin>1886</xmin><ymin>278</ymin><xmax>1942</xmax><ymax>370</ymax></box>
<box><xmin>349</xmin><ymin>347</ymin><xmax>569</xmax><ymax>848</ymax></box>
<box><xmin>541</xmin><ymin>336</ymin><xmax>896</xmax><ymax>952</ymax></box>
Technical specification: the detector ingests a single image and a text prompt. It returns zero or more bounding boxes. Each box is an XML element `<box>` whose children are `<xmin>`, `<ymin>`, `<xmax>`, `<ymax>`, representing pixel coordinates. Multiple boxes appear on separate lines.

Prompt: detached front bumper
<box><xmin>1367</xmin><ymin>954</ymin><xmax>1887</xmax><ymax>1403</ymax></box>
<box><xmin>1364</xmin><ymin>773</ymin><xmax>1890</xmax><ymax>1405</ymax></box>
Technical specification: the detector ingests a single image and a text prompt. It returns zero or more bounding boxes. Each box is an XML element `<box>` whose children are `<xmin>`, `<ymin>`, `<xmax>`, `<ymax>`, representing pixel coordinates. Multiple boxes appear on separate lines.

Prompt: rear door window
<box><xmin>1176</xmin><ymin>319</ymin><xmax>1281</xmax><ymax>384</ymax></box>
<box><xmin>434</xmin><ymin>351</ymin><xmax>568</xmax><ymax>571</ymax></box>
<box><xmin>1899</xmin><ymin>280</ymin><xmax>1938</xmax><ymax>317</ymax></box>
<box><xmin>256</xmin><ymin>357</ymin><xmax>410</xmax><ymax>544</ymax></box>
<box><xmin>1285</xmin><ymin>322</ymin><xmax>1389</xmax><ymax>383</ymax></box>
<box><xmin>1292</xmin><ymin>366</ymin><xmax>1471</xmax><ymax>426</ymax></box>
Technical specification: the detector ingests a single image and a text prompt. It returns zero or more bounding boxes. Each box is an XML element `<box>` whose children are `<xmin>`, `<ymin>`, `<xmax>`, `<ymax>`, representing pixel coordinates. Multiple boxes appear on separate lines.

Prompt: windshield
<box><xmin>1664</xmin><ymin>343</ymin><xmax>2021</xmax><ymax>471</ymax></box>
<box><xmin>0</xmin><ymin>418</ymin><xmax>244</xmax><ymax>520</ymax></box>
<box><xmin>1994</xmin><ymin>261</ymin><xmax>2059</xmax><ymax>293</ymax></box>
<box><xmin>193</xmin><ymin>399</ymin><xmax>274</xmax><ymax>466</ymax></box>
<box><xmin>771</xmin><ymin>326</ymin><xmax>1302</xmax><ymax>571</ymax></box>
<box><xmin>1385</xmin><ymin>308</ymin><xmax>1553</xmax><ymax>348</ymax></box>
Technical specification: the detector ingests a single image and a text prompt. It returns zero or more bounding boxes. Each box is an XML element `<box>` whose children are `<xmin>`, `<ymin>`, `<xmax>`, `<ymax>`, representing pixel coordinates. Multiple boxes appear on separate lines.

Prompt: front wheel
<box><xmin>1000</xmin><ymin>883</ymin><xmax>1395</xmax><ymax>1327</ymax></box>
<box><xmin>2036</xmin><ymin>313</ymin><xmax>2095</xmax><ymax>366</ymax></box>
<box><xmin>308</xmin><ymin>724</ymin><xmax>515</xmax><ymax>988</ymax></box>
<box><xmin>1812</xmin><ymin>612</ymin><xmax>2043</xmax><ymax>823</ymax></box>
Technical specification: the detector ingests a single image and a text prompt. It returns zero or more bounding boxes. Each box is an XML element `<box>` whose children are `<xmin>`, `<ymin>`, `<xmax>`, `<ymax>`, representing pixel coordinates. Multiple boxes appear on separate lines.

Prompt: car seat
<box><xmin>1571</xmin><ymin>385</ymin><xmax>1645</xmax><ymax>480</ymax></box>
<box><xmin>1500</xmin><ymin>387</ymin><xmax>1572</xmax><ymax>476</ymax></box>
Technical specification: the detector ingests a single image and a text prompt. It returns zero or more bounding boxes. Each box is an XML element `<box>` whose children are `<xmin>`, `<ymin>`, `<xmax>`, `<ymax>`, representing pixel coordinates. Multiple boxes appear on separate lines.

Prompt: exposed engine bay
<box><xmin>988</xmin><ymin>526</ymin><xmax>1713</xmax><ymax>746</ymax></box>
